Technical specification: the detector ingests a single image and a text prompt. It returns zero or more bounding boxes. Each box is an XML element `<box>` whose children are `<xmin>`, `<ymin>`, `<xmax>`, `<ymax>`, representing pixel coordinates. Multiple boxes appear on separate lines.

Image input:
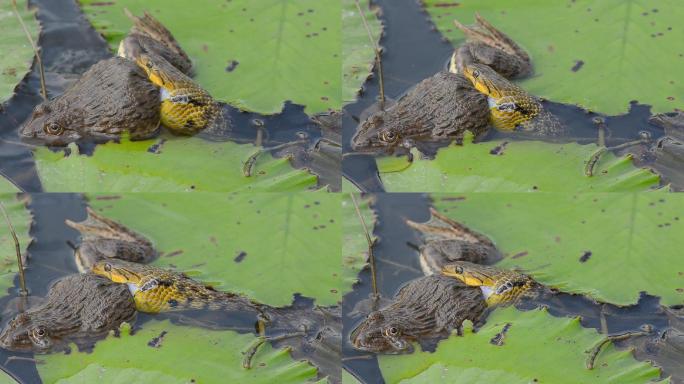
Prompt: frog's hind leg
<box><xmin>124</xmin><ymin>9</ymin><xmax>190</xmax><ymax>67</ymax></box>
<box><xmin>405</xmin><ymin>207</ymin><xmax>495</xmax><ymax>246</ymax></box>
<box><xmin>453</xmin><ymin>14</ymin><xmax>531</xmax><ymax>78</ymax></box>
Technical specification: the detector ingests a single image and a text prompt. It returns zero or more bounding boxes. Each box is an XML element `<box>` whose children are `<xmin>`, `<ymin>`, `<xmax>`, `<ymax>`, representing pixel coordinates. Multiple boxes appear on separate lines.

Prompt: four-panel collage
<box><xmin>0</xmin><ymin>0</ymin><xmax>682</xmax><ymax>383</ymax></box>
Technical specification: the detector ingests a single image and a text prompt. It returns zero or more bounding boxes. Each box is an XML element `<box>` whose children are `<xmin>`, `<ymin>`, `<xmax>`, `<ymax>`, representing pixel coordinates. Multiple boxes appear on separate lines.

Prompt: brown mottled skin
<box><xmin>118</xmin><ymin>9</ymin><xmax>193</xmax><ymax>77</ymax></box>
<box><xmin>65</xmin><ymin>207</ymin><xmax>157</xmax><ymax>273</ymax></box>
<box><xmin>351</xmin><ymin>72</ymin><xmax>489</xmax><ymax>153</ymax></box>
<box><xmin>406</xmin><ymin>207</ymin><xmax>502</xmax><ymax>275</ymax></box>
<box><xmin>20</xmin><ymin>57</ymin><xmax>161</xmax><ymax>146</ymax></box>
<box><xmin>451</xmin><ymin>13</ymin><xmax>532</xmax><ymax>79</ymax></box>
<box><xmin>0</xmin><ymin>274</ymin><xmax>136</xmax><ymax>353</ymax></box>
<box><xmin>349</xmin><ymin>275</ymin><xmax>486</xmax><ymax>353</ymax></box>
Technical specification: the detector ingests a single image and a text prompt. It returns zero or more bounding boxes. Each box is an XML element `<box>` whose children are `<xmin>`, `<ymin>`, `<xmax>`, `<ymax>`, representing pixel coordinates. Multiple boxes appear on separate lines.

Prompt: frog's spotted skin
<box><xmin>462</xmin><ymin>63</ymin><xmax>564</xmax><ymax>136</ymax></box>
<box><xmin>0</xmin><ymin>274</ymin><xmax>136</xmax><ymax>353</ymax></box>
<box><xmin>351</xmin><ymin>72</ymin><xmax>489</xmax><ymax>153</ymax></box>
<box><xmin>441</xmin><ymin>261</ymin><xmax>537</xmax><ymax>306</ymax></box>
<box><xmin>349</xmin><ymin>275</ymin><xmax>486</xmax><ymax>353</ymax></box>
<box><xmin>92</xmin><ymin>259</ymin><xmax>264</xmax><ymax>315</ymax></box>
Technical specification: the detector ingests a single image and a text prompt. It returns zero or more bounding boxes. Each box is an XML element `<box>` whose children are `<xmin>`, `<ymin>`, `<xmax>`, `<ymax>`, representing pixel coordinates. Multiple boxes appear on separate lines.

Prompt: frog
<box><xmin>0</xmin><ymin>274</ymin><xmax>136</xmax><ymax>353</ymax></box>
<box><xmin>349</xmin><ymin>275</ymin><xmax>486</xmax><ymax>354</ymax></box>
<box><xmin>405</xmin><ymin>207</ymin><xmax>502</xmax><ymax>275</ymax></box>
<box><xmin>20</xmin><ymin>10</ymin><xmax>226</xmax><ymax>145</ymax></box>
<box><xmin>351</xmin><ymin>14</ymin><xmax>563</xmax><ymax>155</ymax></box>
<box><xmin>65</xmin><ymin>207</ymin><xmax>157</xmax><ymax>273</ymax></box>
<box><xmin>449</xmin><ymin>13</ymin><xmax>532</xmax><ymax>79</ymax></box>
<box><xmin>350</xmin><ymin>71</ymin><xmax>490</xmax><ymax>154</ymax></box>
<box><xmin>19</xmin><ymin>56</ymin><xmax>161</xmax><ymax>146</ymax></box>
<box><xmin>441</xmin><ymin>261</ymin><xmax>540</xmax><ymax>306</ymax></box>
<box><xmin>91</xmin><ymin>259</ymin><xmax>266</xmax><ymax>316</ymax></box>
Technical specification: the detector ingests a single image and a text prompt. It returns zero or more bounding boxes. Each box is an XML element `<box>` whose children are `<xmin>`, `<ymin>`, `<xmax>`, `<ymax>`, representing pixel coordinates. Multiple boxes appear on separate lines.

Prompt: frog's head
<box><xmin>0</xmin><ymin>312</ymin><xmax>62</xmax><ymax>353</ymax></box>
<box><xmin>351</xmin><ymin>113</ymin><xmax>404</xmax><ymax>153</ymax></box>
<box><xmin>349</xmin><ymin>311</ymin><xmax>414</xmax><ymax>354</ymax></box>
<box><xmin>20</xmin><ymin>101</ymin><xmax>84</xmax><ymax>146</ymax></box>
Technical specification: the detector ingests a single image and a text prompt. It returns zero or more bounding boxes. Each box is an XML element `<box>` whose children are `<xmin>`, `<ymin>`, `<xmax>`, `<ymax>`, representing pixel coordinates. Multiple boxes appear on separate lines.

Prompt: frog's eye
<box><xmin>386</xmin><ymin>326</ymin><xmax>399</xmax><ymax>336</ymax></box>
<box><xmin>32</xmin><ymin>327</ymin><xmax>47</xmax><ymax>339</ymax></box>
<box><xmin>471</xmin><ymin>69</ymin><xmax>481</xmax><ymax>79</ymax></box>
<box><xmin>43</xmin><ymin>122</ymin><xmax>63</xmax><ymax>135</ymax></box>
<box><xmin>381</xmin><ymin>130</ymin><xmax>398</xmax><ymax>143</ymax></box>
<box><xmin>455</xmin><ymin>266</ymin><xmax>464</xmax><ymax>274</ymax></box>
<box><xmin>103</xmin><ymin>263</ymin><xmax>112</xmax><ymax>272</ymax></box>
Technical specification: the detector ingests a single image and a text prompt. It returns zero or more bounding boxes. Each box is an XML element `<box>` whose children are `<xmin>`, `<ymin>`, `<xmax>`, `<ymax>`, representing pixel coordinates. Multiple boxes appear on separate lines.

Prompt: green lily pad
<box><xmin>39</xmin><ymin>320</ymin><xmax>318</xmax><ymax>383</ymax></box>
<box><xmin>342</xmin><ymin>0</ymin><xmax>382</xmax><ymax>105</ymax></box>
<box><xmin>33</xmin><ymin>135</ymin><xmax>318</xmax><ymax>192</ymax></box>
<box><xmin>0</xmin><ymin>175</ymin><xmax>20</xmax><ymax>193</ymax></box>
<box><xmin>342</xmin><ymin>194</ymin><xmax>376</xmax><ymax>294</ymax></box>
<box><xmin>422</xmin><ymin>0</ymin><xmax>684</xmax><ymax>115</ymax></box>
<box><xmin>376</xmin><ymin>134</ymin><xmax>660</xmax><ymax>192</ymax></box>
<box><xmin>379</xmin><ymin>307</ymin><xmax>661</xmax><ymax>383</ymax></box>
<box><xmin>0</xmin><ymin>0</ymin><xmax>39</xmax><ymax>104</ymax></box>
<box><xmin>87</xmin><ymin>193</ymin><xmax>341</xmax><ymax>306</ymax></box>
<box><xmin>433</xmin><ymin>193</ymin><xmax>684</xmax><ymax>306</ymax></box>
<box><xmin>342</xmin><ymin>370</ymin><xmax>363</xmax><ymax>384</ymax></box>
<box><xmin>0</xmin><ymin>194</ymin><xmax>32</xmax><ymax>296</ymax></box>
<box><xmin>79</xmin><ymin>0</ymin><xmax>341</xmax><ymax>115</ymax></box>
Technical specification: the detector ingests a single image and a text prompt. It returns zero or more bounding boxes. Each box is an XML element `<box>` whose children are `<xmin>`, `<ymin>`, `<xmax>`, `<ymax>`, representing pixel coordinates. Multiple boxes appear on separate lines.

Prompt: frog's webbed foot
<box><xmin>405</xmin><ymin>207</ymin><xmax>495</xmax><ymax>246</ymax></box>
<box><xmin>452</xmin><ymin>13</ymin><xmax>531</xmax><ymax>78</ymax></box>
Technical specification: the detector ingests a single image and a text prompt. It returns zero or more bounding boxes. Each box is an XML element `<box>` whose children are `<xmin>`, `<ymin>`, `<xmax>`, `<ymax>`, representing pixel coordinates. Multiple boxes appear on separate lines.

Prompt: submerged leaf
<box><xmin>342</xmin><ymin>194</ymin><xmax>376</xmax><ymax>294</ymax></box>
<box><xmin>342</xmin><ymin>0</ymin><xmax>383</xmax><ymax>105</ymax></box>
<box><xmin>0</xmin><ymin>195</ymin><xmax>31</xmax><ymax>296</ymax></box>
<box><xmin>0</xmin><ymin>0</ymin><xmax>39</xmax><ymax>104</ymax></box>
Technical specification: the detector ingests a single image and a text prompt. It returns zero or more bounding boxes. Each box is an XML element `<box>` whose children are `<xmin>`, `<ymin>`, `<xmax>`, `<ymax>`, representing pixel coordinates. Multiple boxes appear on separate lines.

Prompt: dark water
<box><xmin>341</xmin><ymin>0</ymin><xmax>672</xmax><ymax>192</ymax></box>
<box><xmin>342</xmin><ymin>193</ymin><xmax>678</xmax><ymax>383</ymax></box>
<box><xmin>0</xmin><ymin>0</ymin><xmax>331</xmax><ymax>192</ymax></box>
